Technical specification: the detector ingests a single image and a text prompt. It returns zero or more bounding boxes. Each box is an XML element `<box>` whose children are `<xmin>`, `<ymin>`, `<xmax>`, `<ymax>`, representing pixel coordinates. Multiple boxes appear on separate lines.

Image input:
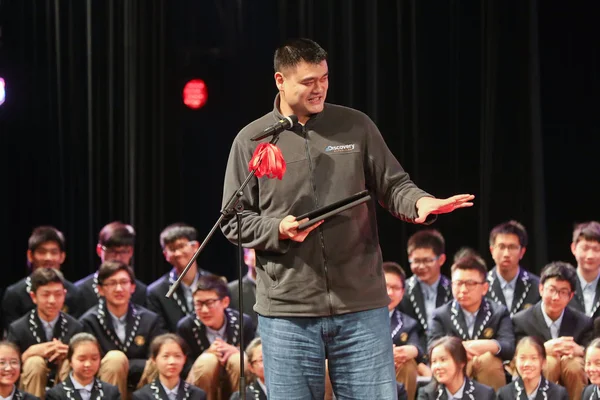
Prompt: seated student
<box><xmin>417</xmin><ymin>336</ymin><xmax>495</xmax><ymax>400</ymax></box>
<box><xmin>229</xmin><ymin>337</ymin><xmax>265</xmax><ymax>400</ymax></box>
<box><xmin>512</xmin><ymin>261</ymin><xmax>591</xmax><ymax>400</ymax></box>
<box><xmin>399</xmin><ymin>230</ymin><xmax>452</xmax><ymax>355</ymax></box>
<box><xmin>583</xmin><ymin>338</ymin><xmax>600</xmax><ymax>399</ymax></box>
<box><xmin>177</xmin><ymin>275</ymin><xmax>255</xmax><ymax>400</ymax></box>
<box><xmin>45</xmin><ymin>333</ymin><xmax>121</xmax><ymax>400</ymax></box>
<box><xmin>0</xmin><ymin>341</ymin><xmax>39</xmax><ymax>400</ymax></box>
<box><xmin>75</xmin><ymin>221</ymin><xmax>147</xmax><ymax>313</ymax></box>
<box><xmin>7</xmin><ymin>268</ymin><xmax>83</xmax><ymax>398</ymax></box>
<box><xmin>487</xmin><ymin>221</ymin><xmax>541</xmax><ymax>316</ymax></box>
<box><xmin>497</xmin><ymin>336</ymin><xmax>568</xmax><ymax>399</ymax></box>
<box><xmin>2</xmin><ymin>226</ymin><xmax>83</xmax><ymax>329</ymax></box>
<box><xmin>569</xmin><ymin>221</ymin><xmax>600</xmax><ymax>319</ymax></box>
<box><xmin>147</xmin><ymin>223</ymin><xmax>215</xmax><ymax>332</ymax></box>
<box><xmin>384</xmin><ymin>261</ymin><xmax>429</xmax><ymax>400</ymax></box>
<box><xmin>80</xmin><ymin>261</ymin><xmax>167</xmax><ymax>399</ymax></box>
<box><xmin>429</xmin><ymin>255</ymin><xmax>514</xmax><ymax>391</ymax></box>
<box><xmin>133</xmin><ymin>334</ymin><xmax>206</xmax><ymax>400</ymax></box>
<box><xmin>227</xmin><ymin>248</ymin><xmax>258</xmax><ymax>328</ymax></box>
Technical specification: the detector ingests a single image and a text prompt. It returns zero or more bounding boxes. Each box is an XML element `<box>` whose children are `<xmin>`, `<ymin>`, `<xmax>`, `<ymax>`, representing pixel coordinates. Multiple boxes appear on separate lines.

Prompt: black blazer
<box><xmin>80</xmin><ymin>302</ymin><xmax>167</xmax><ymax>386</ymax></box>
<box><xmin>229</xmin><ymin>381</ymin><xmax>267</xmax><ymax>400</ymax></box>
<box><xmin>0</xmin><ymin>387</ymin><xmax>39</xmax><ymax>400</ymax></box>
<box><xmin>583</xmin><ymin>384</ymin><xmax>600</xmax><ymax>400</ymax></box>
<box><xmin>390</xmin><ymin>309</ymin><xmax>425</xmax><ymax>364</ymax></box>
<box><xmin>429</xmin><ymin>298</ymin><xmax>515</xmax><ymax>361</ymax></box>
<box><xmin>569</xmin><ymin>275</ymin><xmax>600</xmax><ymax>319</ymax></box>
<box><xmin>7</xmin><ymin>309</ymin><xmax>83</xmax><ymax>353</ymax></box>
<box><xmin>513</xmin><ymin>302</ymin><xmax>593</xmax><ymax>346</ymax></box>
<box><xmin>228</xmin><ymin>275</ymin><xmax>258</xmax><ymax>328</ymax></box>
<box><xmin>398</xmin><ymin>275</ymin><xmax>453</xmax><ymax>333</ymax></box>
<box><xmin>2</xmin><ymin>275</ymin><xmax>83</xmax><ymax>329</ymax></box>
<box><xmin>46</xmin><ymin>376</ymin><xmax>121</xmax><ymax>400</ymax></box>
<box><xmin>486</xmin><ymin>267</ymin><xmax>541</xmax><ymax>317</ymax></box>
<box><xmin>74</xmin><ymin>272</ymin><xmax>147</xmax><ymax>315</ymax></box>
<box><xmin>132</xmin><ymin>379</ymin><xmax>206</xmax><ymax>400</ymax></box>
<box><xmin>497</xmin><ymin>377</ymin><xmax>568</xmax><ymax>400</ymax></box>
<box><xmin>177</xmin><ymin>308</ymin><xmax>255</xmax><ymax>360</ymax></box>
<box><xmin>417</xmin><ymin>378</ymin><xmax>495</xmax><ymax>400</ymax></box>
<box><xmin>146</xmin><ymin>269</ymin><xmax>213</xmax><ymax>332</ymax></box>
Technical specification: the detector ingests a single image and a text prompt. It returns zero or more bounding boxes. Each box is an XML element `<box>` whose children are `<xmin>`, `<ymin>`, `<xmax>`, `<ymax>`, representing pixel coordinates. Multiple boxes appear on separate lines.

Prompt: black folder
<box><xmin>297</xmin><ymin>190</ymin><xmax>372</xmax><ymax>230</ymax></box>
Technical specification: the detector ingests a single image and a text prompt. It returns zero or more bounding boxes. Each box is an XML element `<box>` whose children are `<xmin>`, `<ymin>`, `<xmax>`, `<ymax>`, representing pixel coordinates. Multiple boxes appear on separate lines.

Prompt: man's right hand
<box><xmin>279</xmin><ymin>215</ymin><xmax>323</xmax><ymax>242</ymax></box>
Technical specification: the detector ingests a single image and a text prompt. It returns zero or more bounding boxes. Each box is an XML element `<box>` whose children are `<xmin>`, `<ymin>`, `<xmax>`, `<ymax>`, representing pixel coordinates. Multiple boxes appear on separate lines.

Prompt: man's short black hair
<box><xmin>274</xmin><ymin>38</ymin><xmax>328</xmax><ymax>73</ymax></box>
<box><xmin>28</xmin><ymin>226</ymin><xmax>66</xmax><ymax>252</ymax></box>
<box><xmin>539</xmin><ymin>261</ymin><xmax>577</xmax><ymax>292</ymax></box>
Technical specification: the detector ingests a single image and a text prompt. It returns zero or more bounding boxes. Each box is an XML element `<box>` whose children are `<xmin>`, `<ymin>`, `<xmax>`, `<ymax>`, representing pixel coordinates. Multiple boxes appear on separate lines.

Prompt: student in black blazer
<box><xmin>398</xmin><ymin>229</ymin><xmax>453</xmax><ymax>351</ymax></box>
<box><xmin>6</xmin><ymin>268</ymin><xmax>83</xmax><ymax>398</ymax></box>
<box><xmin>2</xmin><ymin>226</ymin><xmax>83</xmax><ymax>330</ymax></box>
<box><xmin>497</xmin><ymin>336</ymin><xmax>568</xmax><ymax>400</ymax></box>
<box><xmin>417</xmin><ymin>336</ymin><xmax>494</xmax><ymax>400</ymax></box>
<box><xmin>512</xmin><ymin>261</ymin><xmax>591</xmax><ymax>400</ymax></box>
<box><xmin>132</xmin><ymin>334</ymin><xmax>206</xmax><ymax>400</ymax></box>
<box><xmin>428</xmin><ymin>255</ymin><xmax>515</xmax><ymax>391</ymax></box>
<box><xmin>583</xmin><ymin>338</ymin><xmax>600</xmax><ymax>400</ymax></box>
<box><xmin>0</xmin><ymin>341</ymin><xmax>39</xmax><ymax>400</ymax></box>
<box><xmin>75</xmin><ymin>221</ymin><xmax>147</xmax><ymax>314</ymax></box>
<box><xmin>146</xmin><ymin>223</ymin><xmax>216</xmax><ymax>332</ymax></box>
<box><xmin>80</xmin><ymin>261</ymin><xmax>167</xmax><ymax>399</ymax></box>
<box><xmin>45</xmin><ymin>333</ymin><xmax>120</xmax><ymax>400</ymax></box>
<box><xmin>177</xmin><ymin>276</ymin><xmax>254</xmax><ymax>400</ymax></box>
<box><xmin>383</xmin><ymin>261</ymin><xmax>428</xmax><ymax>400</ymax></box>
<box><xmin>486</xmin><ymin>220</ymin><xmax>541</xmax><ymax>317</ymax></box>
<box><xmin>229</xmin><ymin>337</ymin><xmax>266</xmax><ymax>400</ymax></box>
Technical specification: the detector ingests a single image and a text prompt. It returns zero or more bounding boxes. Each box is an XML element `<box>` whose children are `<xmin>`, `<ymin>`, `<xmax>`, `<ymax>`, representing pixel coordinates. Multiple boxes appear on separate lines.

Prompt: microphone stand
<box><xmin>166</xmin><ymin>131</ymin><xmax>284</xmax><ymax>399</ymax></box>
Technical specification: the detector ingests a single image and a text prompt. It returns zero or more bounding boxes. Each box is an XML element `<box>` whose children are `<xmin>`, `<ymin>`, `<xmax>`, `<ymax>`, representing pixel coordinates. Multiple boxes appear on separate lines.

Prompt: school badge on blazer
<box><xmin>483</xmin><ymin>327</ymin><xmax>494</xmax><ymax>339</ymax></box>
<box><xmin>134</xmin><ymin>335</ymin><xmax>145</xmax><ymax>346</ymax></box>
<box><xmin>400</xmin><ymin>332</ymin><xmax>408</xmax><ymax>343</ymax></box>
<box><xmin>523</xmin><ymin>303</ymin><xmax>533</xmax><ymax>310</ymax></box>
<box><xmin>62</xmin><ymin>305</ymin><xmax>69</xmax><ymax>313</ymax></box>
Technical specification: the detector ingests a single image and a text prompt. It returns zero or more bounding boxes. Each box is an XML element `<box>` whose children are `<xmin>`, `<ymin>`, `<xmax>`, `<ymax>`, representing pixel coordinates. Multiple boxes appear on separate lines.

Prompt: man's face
<box><xmin>409</xmin><ymin>248</ymin><xmax>445</xmax><ymax>285</ymax></box>
<box><xmin>193</xmin><ymin>290</ymin><xmax>229</xmax><ymax>330</ymax></box>
<box><xmin>30</xmin><ymin>282</ymin><xmax>66</xmax><ymax>321</ymax></box>
<box><xmin>163</xmin><ymin>238</ymin><xmax>199</xmax><ymax>273</ymax></box>
<box><xmin>97</xmin><ymin>244</ymin><xmax>134</xmax><ymax>265</ymax></box>
<box><xmin>490</xmin><ymin>233</ymin><xmax>525</xmax><ymax>275</ymax></box>
<box><xmin>98</xmin><ymin>270</ymin><xmax>135</xmax><ymax>309</ymax></box>
<box><xmin>27</xmin><ymin>241</ymin><xmax>65</xmax><ymax>270</ymax></box>
<box><xmin>451</xmin><ymin>268</ymin><xmax>488</xmax><ymax>312</ymax></box>
<box><xmin>571</xmin><ymin>239</ymin><xmax>600</xmax><ymax>276</ymax></box>
<box><xmin>275</xmin><ymin>60</ymin><xmax>329</xmax><ymax>120</ymax></box>
<box><xmin>539</xmin><ymin>277</ymin><xmax>574</xmax><ymax>317</ymax></box>
<box><xmin>385</xmin><ymin>272</ymin><xmax>405</xmax><ymax>311</ymax></box>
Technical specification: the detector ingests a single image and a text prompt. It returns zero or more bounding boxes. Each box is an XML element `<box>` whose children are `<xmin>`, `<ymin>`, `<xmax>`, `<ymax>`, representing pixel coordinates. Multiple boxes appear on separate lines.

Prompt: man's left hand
<box><xmin>415</xmin><ymin>194</ymin><xmax>475</xmax><ymax>223</ymax></box>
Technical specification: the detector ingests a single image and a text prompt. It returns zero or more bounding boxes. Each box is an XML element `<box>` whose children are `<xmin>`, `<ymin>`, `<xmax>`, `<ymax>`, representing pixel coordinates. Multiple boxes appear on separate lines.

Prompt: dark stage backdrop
<box><xmin>0</xmin><ymin>0</ymin><xmax>598</xmax><ymax>288</ymax></box>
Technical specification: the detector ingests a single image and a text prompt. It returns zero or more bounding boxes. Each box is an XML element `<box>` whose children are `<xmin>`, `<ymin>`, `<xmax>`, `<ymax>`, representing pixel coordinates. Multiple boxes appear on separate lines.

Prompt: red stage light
<box><xmin>183</xmin><ymin>79</ymin><xmax>208</xmax><ymax>109</ymax></box>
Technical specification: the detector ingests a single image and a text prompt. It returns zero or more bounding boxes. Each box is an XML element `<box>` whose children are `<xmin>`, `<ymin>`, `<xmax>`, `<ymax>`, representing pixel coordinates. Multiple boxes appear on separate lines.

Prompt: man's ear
<box><xmin>274</xmin><ymin>72</ymin><xmax>285</xmax><ymax>90</ymax></box>
<box><xmin>222</xmin><ymin>296</ymin><xmax>231</xmax><ymax>309</ymax></box>
<box><xmin>30</xmin><ymin>291</ymin><xmax>38</xmax><ymax>305</ymax></box>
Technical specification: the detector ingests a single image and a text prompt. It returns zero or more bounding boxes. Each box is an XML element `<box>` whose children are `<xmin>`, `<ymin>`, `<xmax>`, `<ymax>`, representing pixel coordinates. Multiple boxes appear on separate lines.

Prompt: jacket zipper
<box><xmin>303</xmin><ymin>125</ymin><xmax>334</xmax><ymax>315</ymax></box>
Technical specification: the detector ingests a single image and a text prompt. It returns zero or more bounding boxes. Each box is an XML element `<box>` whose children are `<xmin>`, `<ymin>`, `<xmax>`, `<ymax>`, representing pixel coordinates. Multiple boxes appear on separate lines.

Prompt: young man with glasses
<box><xmin>6</xmin><ymin>268</ymin><xmax>83</xmax><ymax>398</ymax></box>
<box><xmin>486</xmin><ymin>220</ymin><xmax>541</xmax><ymax>317</ymax></box>
<box><xmin>568</xmin><ymin>221</ymin><xmax>600</xmax><ymax>319</ymax></box>
<box><xmin>384</xmin><ymin>261</ymin><xmax>428</xmax><ymax>400</ymax></box>
<box><xmin>2</xmin><ymin>226</ymin><xmax>83</xmax><ymax>329</ymax></box>
<box><xmin>80</xmin><ymin>261</ymin><xmax>167</xmax><ymax>399</ymax></box>
<box><xmin>177</xmin><ymin>275</ymin><xmax>255</xmax><ymax>400</ymax></box>
<box><xmin>429</xmin><ymin>255</ymin><xmax>514</xmax><ymax>391</ymax></box>
<box><xmin>75</xmin><ymin>221</ymin><xmax>148</xmax><ymax>314</ymax></box>
<box><xmin>399</xmin><ymin>230</ymin><xmax>452</xmax><ymax>351</ymax></box>
<box><xmin>513</xmin><ymin>261</ymin><xmax>591</xmax><ymax>400</ymax></box>
<box><xmin>147</xmin><ymin>223</ymin><xmax>215</xmax><ymax>332</ymax></box>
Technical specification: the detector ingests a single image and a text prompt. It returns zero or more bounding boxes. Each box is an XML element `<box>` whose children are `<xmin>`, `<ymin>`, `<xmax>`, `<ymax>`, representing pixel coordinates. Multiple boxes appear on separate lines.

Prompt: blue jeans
<box><xmin>258</xmin><ymin>307</ymin><xmax>397</xmax><ymax>400</ymax></box>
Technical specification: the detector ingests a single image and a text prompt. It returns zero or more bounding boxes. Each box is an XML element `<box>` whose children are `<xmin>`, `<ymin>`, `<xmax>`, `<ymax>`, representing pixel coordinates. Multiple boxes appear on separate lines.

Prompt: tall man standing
<box><xmin>220</xmin><ymin>38</ymin><xmax>474</xmax><ymax>399</ymax></box>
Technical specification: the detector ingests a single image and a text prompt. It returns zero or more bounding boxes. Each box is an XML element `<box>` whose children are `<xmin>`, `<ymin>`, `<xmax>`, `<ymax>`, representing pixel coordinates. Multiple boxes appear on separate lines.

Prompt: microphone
<box><xmin>251</xmin><ymin>115</ymin><xmax>298</xmax><ymax>141</ymax></box>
